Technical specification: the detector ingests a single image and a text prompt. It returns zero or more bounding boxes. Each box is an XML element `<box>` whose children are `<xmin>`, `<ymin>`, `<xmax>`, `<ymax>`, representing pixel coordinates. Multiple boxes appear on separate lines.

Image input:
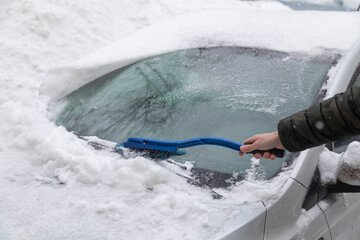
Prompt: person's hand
<box><xmin>239</xmin><ymin>131</ymin><xmax>284</xmax><ymax>160</ymax></box>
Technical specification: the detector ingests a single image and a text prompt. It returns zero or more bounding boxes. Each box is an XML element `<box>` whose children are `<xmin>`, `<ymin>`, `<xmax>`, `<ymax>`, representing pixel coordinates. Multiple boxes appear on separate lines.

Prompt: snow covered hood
<box><xmin>40</xmin><ymin>9</ymin><xmax>360</xmax><ymax>101</ymax></box>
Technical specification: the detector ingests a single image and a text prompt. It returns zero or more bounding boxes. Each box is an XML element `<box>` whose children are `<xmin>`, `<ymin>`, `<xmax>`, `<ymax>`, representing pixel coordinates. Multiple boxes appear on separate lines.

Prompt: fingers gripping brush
<box><xmin>115</xmin><ymin>137</ymin><xmax>285</xmax><ymax>159</ymax></box>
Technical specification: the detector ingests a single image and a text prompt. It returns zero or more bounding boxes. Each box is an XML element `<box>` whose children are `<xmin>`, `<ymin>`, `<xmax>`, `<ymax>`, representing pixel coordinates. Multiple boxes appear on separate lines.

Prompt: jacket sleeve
<box><xmin>278</xmin><ymin>84</ymin><xmax>360</xmax><ymax>152</ymax></box>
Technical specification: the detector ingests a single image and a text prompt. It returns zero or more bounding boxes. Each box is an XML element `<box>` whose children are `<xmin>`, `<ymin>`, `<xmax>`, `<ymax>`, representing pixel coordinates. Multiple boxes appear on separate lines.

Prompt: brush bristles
<box><xmin>129</xmin><ymin>147</ymin><xmax>175</xmax><ymax>159</ymax></box>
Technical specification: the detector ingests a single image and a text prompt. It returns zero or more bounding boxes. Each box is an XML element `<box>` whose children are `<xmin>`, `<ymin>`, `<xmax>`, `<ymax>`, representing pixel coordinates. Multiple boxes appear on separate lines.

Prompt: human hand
<box><xmin>239</xmin><ymin>131</ymin><xmax>284</xmax><ymax>160</ymax></box>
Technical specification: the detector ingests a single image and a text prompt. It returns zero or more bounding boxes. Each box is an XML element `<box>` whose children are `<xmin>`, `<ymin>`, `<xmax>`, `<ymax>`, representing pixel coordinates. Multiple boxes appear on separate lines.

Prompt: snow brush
<box><xmin>115</xmin><ymin>137</ymin><xmax>285</xmax><ymax>159</ymax></box>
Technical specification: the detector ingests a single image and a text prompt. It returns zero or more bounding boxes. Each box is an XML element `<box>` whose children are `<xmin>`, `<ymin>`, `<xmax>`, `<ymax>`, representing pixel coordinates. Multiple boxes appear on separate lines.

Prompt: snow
<box><xmin>1</xmin><ymin>0</ymin><xmax>360</xmax><ymax>239</ymax></box>
<box><xmin>40</xmin><ymin>10</ymin><xmax>360</xmax><ymax>101</ymax></box>
<box><xmin>318</xmin><ymin>147</ymin><xmax>342</xmax><ymax>183</ymax></box>
<box><xmin>340</xmin><ymin>141</ymin><xmax>360</xmax><ymax>168</ymax></box>
<box><xmin>317</xmin><ymin>140</ymin><xmax>360</xmax><ymax>185</ymax></box>
<box><xmin>295</xmin><ymin>205</ymin><xmax>324</xmax><ymax>239</ymax></box>
<box><xmin>0</xmin><ymin>0</ymin><xmax>296</xmax><ymax>239</ymax></box>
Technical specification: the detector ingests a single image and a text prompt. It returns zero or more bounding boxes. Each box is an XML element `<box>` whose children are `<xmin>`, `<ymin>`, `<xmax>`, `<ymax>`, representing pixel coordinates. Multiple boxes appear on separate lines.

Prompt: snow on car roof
<box><xmin>40</xmin><ymin>9</ymin><xmax>360</xmax><ymax>101</ymax></box>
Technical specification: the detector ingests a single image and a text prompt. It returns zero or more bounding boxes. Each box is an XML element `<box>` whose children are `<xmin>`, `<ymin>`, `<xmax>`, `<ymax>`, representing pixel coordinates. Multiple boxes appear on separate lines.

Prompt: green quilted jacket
<box><xmin>278</xmin><ymin>84</ymin><xmax>360</xmax><ymax>152</ymax></box>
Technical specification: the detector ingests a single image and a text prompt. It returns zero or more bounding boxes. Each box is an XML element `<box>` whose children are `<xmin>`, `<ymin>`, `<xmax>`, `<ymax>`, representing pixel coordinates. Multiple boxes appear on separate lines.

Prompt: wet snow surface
<box><xmin>1</xmin><ymin>0</ymin><xmax>360</xmax><ymax>239</ymax></box>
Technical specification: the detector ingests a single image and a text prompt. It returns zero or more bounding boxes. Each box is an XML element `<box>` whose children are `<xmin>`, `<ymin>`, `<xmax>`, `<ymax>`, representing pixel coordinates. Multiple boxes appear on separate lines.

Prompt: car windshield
<box><xmin>55</xmin><ymin>47</ymin><xmax>335</xmax><ymax>187</ymax></box>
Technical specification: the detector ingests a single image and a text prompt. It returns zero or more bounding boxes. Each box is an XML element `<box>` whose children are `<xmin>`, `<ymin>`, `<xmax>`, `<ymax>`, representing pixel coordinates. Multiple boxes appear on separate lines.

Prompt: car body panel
<box><xmin>320</xmin><ymin>194</ymin><xmax>360</xmax><ymax>240</ymax></box>
<box><xmin>264</xmin><ymin>178</ymin><xmax>307</xmax><ymax>239</ymax></box>
<box><xmin>215</xmin><ymin>202</ymin><xmax>266</xmax><ymax>240</ymax></box>
<box><xmin>290</xmin><ymin>147</ymin><xmax>324</xmax><ymax>188</ymax></box>
<box><xmin>327</xmin><ymin>40</ymin><xmax>360</xmax><ymax>97</ymax></box>
<box><xmin>298</xmin><ymin>204</ymin><xmax>332</xmax><ymax>240</ymax></box>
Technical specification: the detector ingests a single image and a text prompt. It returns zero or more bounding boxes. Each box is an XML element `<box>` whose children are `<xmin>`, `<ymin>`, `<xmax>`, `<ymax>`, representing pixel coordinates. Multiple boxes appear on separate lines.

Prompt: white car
<box><xmin>41</xmin><ymin>8</ymin><xmax>360</xmax><ymax>240</ymax></box>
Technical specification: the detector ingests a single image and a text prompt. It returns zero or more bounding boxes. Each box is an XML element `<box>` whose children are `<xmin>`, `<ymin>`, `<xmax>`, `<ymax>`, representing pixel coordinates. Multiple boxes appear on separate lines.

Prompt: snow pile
<box><xmin>0</xmin><ymin>0</ymin><xmax>296</xmax><ymax>239</ymax></box>
<box><xmin>40</xmin><ymin>10</ymin><xmax>360</xmax><ymax>101</ymax></box>
<box><xmin>212</xmin><ymin>158</ymin><xmax>292</xmax><ymax>204</ymax></box>
<box><xmin>318</xmin><ymin>147</ymin><xmax>342</xmax><ymax>183</ymax></box>
<box><xmin>340</xmin><ymin>141</ymin><xmax>360</xmax><ymax>167</ymax></box>
<box><xmin>295</xmin><ymin>205</ymin><xmax>324</xmax><ymax>239</ymax></box>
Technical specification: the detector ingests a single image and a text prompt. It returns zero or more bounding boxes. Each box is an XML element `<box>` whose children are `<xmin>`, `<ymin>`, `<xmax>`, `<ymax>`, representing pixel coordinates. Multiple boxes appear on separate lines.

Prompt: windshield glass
<box><xmin>55</xmin><ymin>47</ymin><xmax>334</xmax><ymax>187</ymax></box>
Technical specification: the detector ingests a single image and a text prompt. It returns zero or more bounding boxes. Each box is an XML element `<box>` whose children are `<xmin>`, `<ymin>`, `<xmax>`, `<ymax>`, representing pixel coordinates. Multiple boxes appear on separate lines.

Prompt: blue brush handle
<box><xmin>125</xmin><ymin>137</ymin><xmax>285</xmax><ymax>157</ymax></box>
<box><xmin>177</xmin><ymin>137</ymin><xmax>242</xmax><ymax>151</ymax></box>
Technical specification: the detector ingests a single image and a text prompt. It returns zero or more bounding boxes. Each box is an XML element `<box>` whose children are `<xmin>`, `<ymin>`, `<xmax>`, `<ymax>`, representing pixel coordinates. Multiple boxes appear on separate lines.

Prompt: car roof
<box><xmin>279</xmin><ymin>0</ymin><xmax>356</xmax><ymax>11</ymax></box>
<box><xmin>40</xmin><ymin>9</ymin><xmax>360</xmax><ymax>101</ymax></box>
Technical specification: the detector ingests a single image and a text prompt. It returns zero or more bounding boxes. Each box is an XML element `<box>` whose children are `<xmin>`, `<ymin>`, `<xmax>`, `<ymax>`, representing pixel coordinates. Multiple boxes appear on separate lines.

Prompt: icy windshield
<box><xmin>55</xmin><ymin>47</ymin><xmax>334</xmax><ymax>187</ymax></box>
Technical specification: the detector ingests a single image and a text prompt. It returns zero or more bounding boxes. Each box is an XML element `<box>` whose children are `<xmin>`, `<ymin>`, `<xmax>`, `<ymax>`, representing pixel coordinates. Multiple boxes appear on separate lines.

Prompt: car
<box><xmin>40</xmin><ymin>8</ymin><xmax>360</xmax><ymax>240</ymax></box>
